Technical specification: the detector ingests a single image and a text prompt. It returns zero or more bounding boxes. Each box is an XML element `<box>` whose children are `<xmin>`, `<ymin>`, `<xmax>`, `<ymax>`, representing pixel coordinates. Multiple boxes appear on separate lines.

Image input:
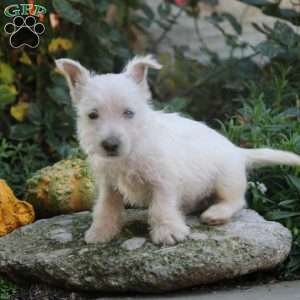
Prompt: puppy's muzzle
<box><xmin>101</xmin><ymin>136</ymin><xmax>121</xmax><ymax>156</ymax></box>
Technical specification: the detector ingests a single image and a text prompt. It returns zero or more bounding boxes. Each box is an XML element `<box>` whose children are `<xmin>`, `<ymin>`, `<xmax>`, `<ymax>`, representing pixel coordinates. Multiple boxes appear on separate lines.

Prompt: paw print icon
<box><xmin>4</xmin><ymin>16</ymin><xmax>45</xmax><ymax>48</ymax></box>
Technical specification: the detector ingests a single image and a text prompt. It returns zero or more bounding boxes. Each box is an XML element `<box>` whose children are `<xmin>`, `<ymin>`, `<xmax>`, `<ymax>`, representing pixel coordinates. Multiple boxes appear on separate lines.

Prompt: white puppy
<box><xmin>56</xmin><ymin>55</ymin><xmax>300</xmax><ymax>245</ymax></box>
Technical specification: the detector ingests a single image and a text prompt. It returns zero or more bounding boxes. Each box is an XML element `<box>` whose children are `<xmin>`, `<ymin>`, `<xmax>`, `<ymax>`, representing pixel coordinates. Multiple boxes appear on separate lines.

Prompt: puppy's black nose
<box><xmin>101</xmin><ymin>137</ymin><xmax>120</xmax><ymax>154</ymax></box>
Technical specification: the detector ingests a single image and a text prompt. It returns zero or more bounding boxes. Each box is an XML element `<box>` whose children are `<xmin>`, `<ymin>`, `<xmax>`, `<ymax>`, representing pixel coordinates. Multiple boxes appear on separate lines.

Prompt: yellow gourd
<box><xmin>0</xmin><ymin>180</ymin><xmax>35</xmax><ymax>237</ymax></box>
<box><xmin>25</xmin><ymin>159</ymin><xmax>96</xmax><ymax>218</ymax></box>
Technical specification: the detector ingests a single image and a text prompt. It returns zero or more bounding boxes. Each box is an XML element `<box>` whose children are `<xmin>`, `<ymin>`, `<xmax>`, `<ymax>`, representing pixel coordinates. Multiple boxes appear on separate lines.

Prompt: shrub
<box><xmin>217</xmin><ymin>2</ymin><xmax>300</xmax><ymax>278</ymax></box>
<box><xmin>220</xmin><ymin>67</ymin><xmax>300</xmax><ymax>278</ymax></box>
<box><xmin>0</xmin><ymin>138</ymin><xmax>50</xmax><ymax>197</ymax></box>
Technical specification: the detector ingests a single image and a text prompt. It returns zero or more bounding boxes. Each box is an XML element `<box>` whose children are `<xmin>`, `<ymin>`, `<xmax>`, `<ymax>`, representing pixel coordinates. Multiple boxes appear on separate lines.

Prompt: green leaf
<box><xmin>256</xmin><ymin>40</ymin><xmax>284</xmax><ymax>58</ymax></box>
<box><xmin>279</xmin><ymin>107</ymin><xmax>300</xmax><ymax>118</ymax></box>
<box><xmin>295</xmin><ymin>137</ymin><xmax>300</xmax><ymax>153</ymax></box>
<box><xmin>288</xmin><ymin>175</ymin><xmax>300</xmax><ymax>191</ymax></box>
<box><xmin>221</xmin><ymin>13</ymin><xmax>242</xmax><ymax>35</ymax></box>
<box><xmin>140</xmin><ymin>3</ymin><xmax>155</xmax><ymax>20</ymax></box>
<box><xmin>69</xmin><ymin>0</ymin><xmax>94</xmax><ymax>7</ymax></box>
<box><xmin>278</xmin><ymin>199</ymin><xmax>299</xmax><ymax>209</ymax></box>
<box><xmin>52</xmin><ymin>0</ymin><xmax>82</xmax><ymax>25</ymax></box>
<box><xmin>273</xmin><ymin>21</ymin><xmax>298</xmax><ymax>48</ymax></box>
<box><xmin>9</xmin><ymin>124</ymin><xmax>39</xmax><ymax>141</ymax></box>
<box><xmin>157</xmin><ymin>2</ymin><xmax>171</xmax><ymax>17</ymax></box>
<box><xmin>95</xmin><ymin>0</ymin><xmax>110</xmax><ymax>13</ymax></box>
<box><xmin>131</xmin><ymin>15</ymin><xmax>152</xmax><ymax>28</ymax></box>
<box><xmin>0</xmin><ymin>84</ymin><xmax>17</xmax><ymax>110</ymax></box>
<box><xmin>47</xmin><ymin>86</ymin><xmax>70</xmax><ymax>105</ymax></box>
<box><xmin>0</xmin><ymin>63</ymin><xmax>15</xmax><ymax>84</ymax></box>
<box><xmin>45</xmin><ymin>130</ymin><xmax>61</xmax><ymax>151</ymax></box>
<box><xmin>266</xmin><ymin>210</ymin><xmax>300</xmax><ymax>220</ymax></box>
<box><xmin>27</xmin><ymin>103</ymin><xmax>43</xmax><ymax>126</ymax></box>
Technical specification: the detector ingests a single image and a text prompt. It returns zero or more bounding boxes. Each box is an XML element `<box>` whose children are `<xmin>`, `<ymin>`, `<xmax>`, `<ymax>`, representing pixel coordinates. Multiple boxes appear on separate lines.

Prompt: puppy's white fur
<box><xmin>56</xmin><ymin>55</ymin><xmax>300</xmax><ymax>245</ymax></box>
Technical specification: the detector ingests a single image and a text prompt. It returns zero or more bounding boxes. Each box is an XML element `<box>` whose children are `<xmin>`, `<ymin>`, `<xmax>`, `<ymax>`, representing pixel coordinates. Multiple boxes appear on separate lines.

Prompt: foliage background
<box><xmin>0</xmin><ymin>0</ymin><xmax>300</xmax><ymax>295</ymax></box>
<box><xmin>0</xmin><ymin>0</ymin><xmax>260</xmax><ymax>197</ymax></box>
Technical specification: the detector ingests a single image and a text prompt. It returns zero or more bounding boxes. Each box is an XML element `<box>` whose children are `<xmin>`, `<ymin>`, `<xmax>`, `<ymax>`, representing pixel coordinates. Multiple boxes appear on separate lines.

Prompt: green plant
<box><xmin>0</xmin><ymin>138</ymin><xmax>50</xmax><ymax>197</ymax></box>
<box><xmin>206</xmin><ymin>2</ymin><xmax>300</xmax><ymax>278</ymax></box>
<box><xmin>0</xmin><ymin>276</ymin><xmax>16</xmax><ymax>300</ymax></box>
<box><xmin>220</xmin><ymin>74</ymin><xmax>300</xmax><ymax>278</ymax></box>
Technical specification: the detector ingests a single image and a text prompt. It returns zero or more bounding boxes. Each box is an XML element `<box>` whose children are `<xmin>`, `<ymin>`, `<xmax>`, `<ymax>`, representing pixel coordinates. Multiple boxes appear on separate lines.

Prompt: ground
<box><xmin>3</xmin><ymin>274</ymin><xmax>300</xmax><ymax>300</ymax></box>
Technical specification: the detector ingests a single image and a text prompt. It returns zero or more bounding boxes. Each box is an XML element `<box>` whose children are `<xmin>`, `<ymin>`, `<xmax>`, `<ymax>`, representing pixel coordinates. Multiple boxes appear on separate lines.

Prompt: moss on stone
<box><xmin>0</xmin><ymin>209</ymin><xmax>292</xmax><ymax>293</ymax></box>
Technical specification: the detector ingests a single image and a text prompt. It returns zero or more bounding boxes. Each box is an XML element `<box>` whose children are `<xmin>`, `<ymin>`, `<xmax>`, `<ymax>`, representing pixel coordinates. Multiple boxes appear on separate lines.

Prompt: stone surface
<box><xmin>0</xmin><ymin>209</ymin><xmax>292</xmax><ymax>293</ymax></box>
<box><xmin>121</xmin><ymin>237</ymin><xmax>146</xmax><ymax>251</ymax></box>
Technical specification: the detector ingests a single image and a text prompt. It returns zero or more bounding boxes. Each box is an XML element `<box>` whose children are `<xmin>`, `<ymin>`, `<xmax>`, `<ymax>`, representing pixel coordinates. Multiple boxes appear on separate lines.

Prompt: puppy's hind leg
<box><xmin>200</xmin><ymin>167</ymin><xmax>247</xmax><ymax>225</ymax></box>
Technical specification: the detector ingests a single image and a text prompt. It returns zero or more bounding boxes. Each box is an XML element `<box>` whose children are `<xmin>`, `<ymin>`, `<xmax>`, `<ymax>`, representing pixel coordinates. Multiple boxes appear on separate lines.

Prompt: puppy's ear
<box><xmin>124</xmin><ymin>55</ymin><xmax>162</xmax><ymax>85</ymax></box>
<box><xmin>55</xmin><ymin>58</ymin><xmax>90</xmax><ymax>103</ymax></box>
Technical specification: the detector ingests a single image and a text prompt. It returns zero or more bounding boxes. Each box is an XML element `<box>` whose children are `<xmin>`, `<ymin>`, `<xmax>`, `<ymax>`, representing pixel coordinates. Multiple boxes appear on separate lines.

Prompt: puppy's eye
<box><xmin>88</xmin><ymin>111</ymin><xmax>99</xmax><ymax>120</ymax></box>
<box><xmin>123</xmin><ymin>109</ymin><xmax>135</xmax><ymax>119</ymax></box>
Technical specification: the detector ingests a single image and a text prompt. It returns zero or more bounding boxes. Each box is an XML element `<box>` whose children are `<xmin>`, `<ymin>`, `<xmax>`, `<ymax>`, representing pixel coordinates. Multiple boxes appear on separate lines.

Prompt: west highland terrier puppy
<box><xmin>56</xmin><ymin>55</ymin><xmax>300</xmax><ymax>245</ymax></box>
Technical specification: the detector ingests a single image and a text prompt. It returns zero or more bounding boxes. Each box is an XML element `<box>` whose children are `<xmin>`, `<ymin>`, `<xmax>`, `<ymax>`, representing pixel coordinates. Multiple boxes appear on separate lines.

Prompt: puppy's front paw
<box><xmin>84</xmin><ymin>225</ymin><xmax>117</xmax><ymax>244</ymax></box>
<box><xmin>151</xmin><ymin>222</ymin><xmax>190</xmax><ymax>245</ymax></box>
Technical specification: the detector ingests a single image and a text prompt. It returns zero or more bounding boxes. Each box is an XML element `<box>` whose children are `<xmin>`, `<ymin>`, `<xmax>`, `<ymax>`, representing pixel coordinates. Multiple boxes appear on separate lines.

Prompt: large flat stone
<box><xmin>0</xmin><ymin>209</ymin><xmax>292</xmax><ymax>293</ymax></box>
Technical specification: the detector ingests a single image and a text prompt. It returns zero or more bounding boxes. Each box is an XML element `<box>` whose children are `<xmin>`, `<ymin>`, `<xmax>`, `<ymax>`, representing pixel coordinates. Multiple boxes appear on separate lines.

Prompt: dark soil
<box><xmin>10</xmin><ymin>270</ymin><xmax>286</xmax><ymax>300</ymax></box>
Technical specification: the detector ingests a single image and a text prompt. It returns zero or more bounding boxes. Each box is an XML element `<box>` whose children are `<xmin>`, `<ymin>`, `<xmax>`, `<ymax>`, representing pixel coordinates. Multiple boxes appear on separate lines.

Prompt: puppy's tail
<box><xmin>242</xmin><ymin>148</ymin><xmax>300</xmax><ymax>168</ymax></box>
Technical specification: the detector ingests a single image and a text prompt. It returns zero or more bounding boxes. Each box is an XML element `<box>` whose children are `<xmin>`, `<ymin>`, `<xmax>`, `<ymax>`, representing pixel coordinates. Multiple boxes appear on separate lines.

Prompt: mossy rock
<box><xmin>0</xmin><ymin>209</ymin><xmax>292</xmax><ymax>293</ymax></box>
<box><xmin>25</xmin><ymin>159</ymin><xmax>96</xmax><ymax>218</ymax></box>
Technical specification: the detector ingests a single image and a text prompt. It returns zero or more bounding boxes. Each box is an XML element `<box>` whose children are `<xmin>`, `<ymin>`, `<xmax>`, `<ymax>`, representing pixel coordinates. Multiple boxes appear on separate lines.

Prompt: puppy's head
<box><xmin>55</xmin><ymin>55</ymin><xmax>161</xmax><ymax>159</ymax></box>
